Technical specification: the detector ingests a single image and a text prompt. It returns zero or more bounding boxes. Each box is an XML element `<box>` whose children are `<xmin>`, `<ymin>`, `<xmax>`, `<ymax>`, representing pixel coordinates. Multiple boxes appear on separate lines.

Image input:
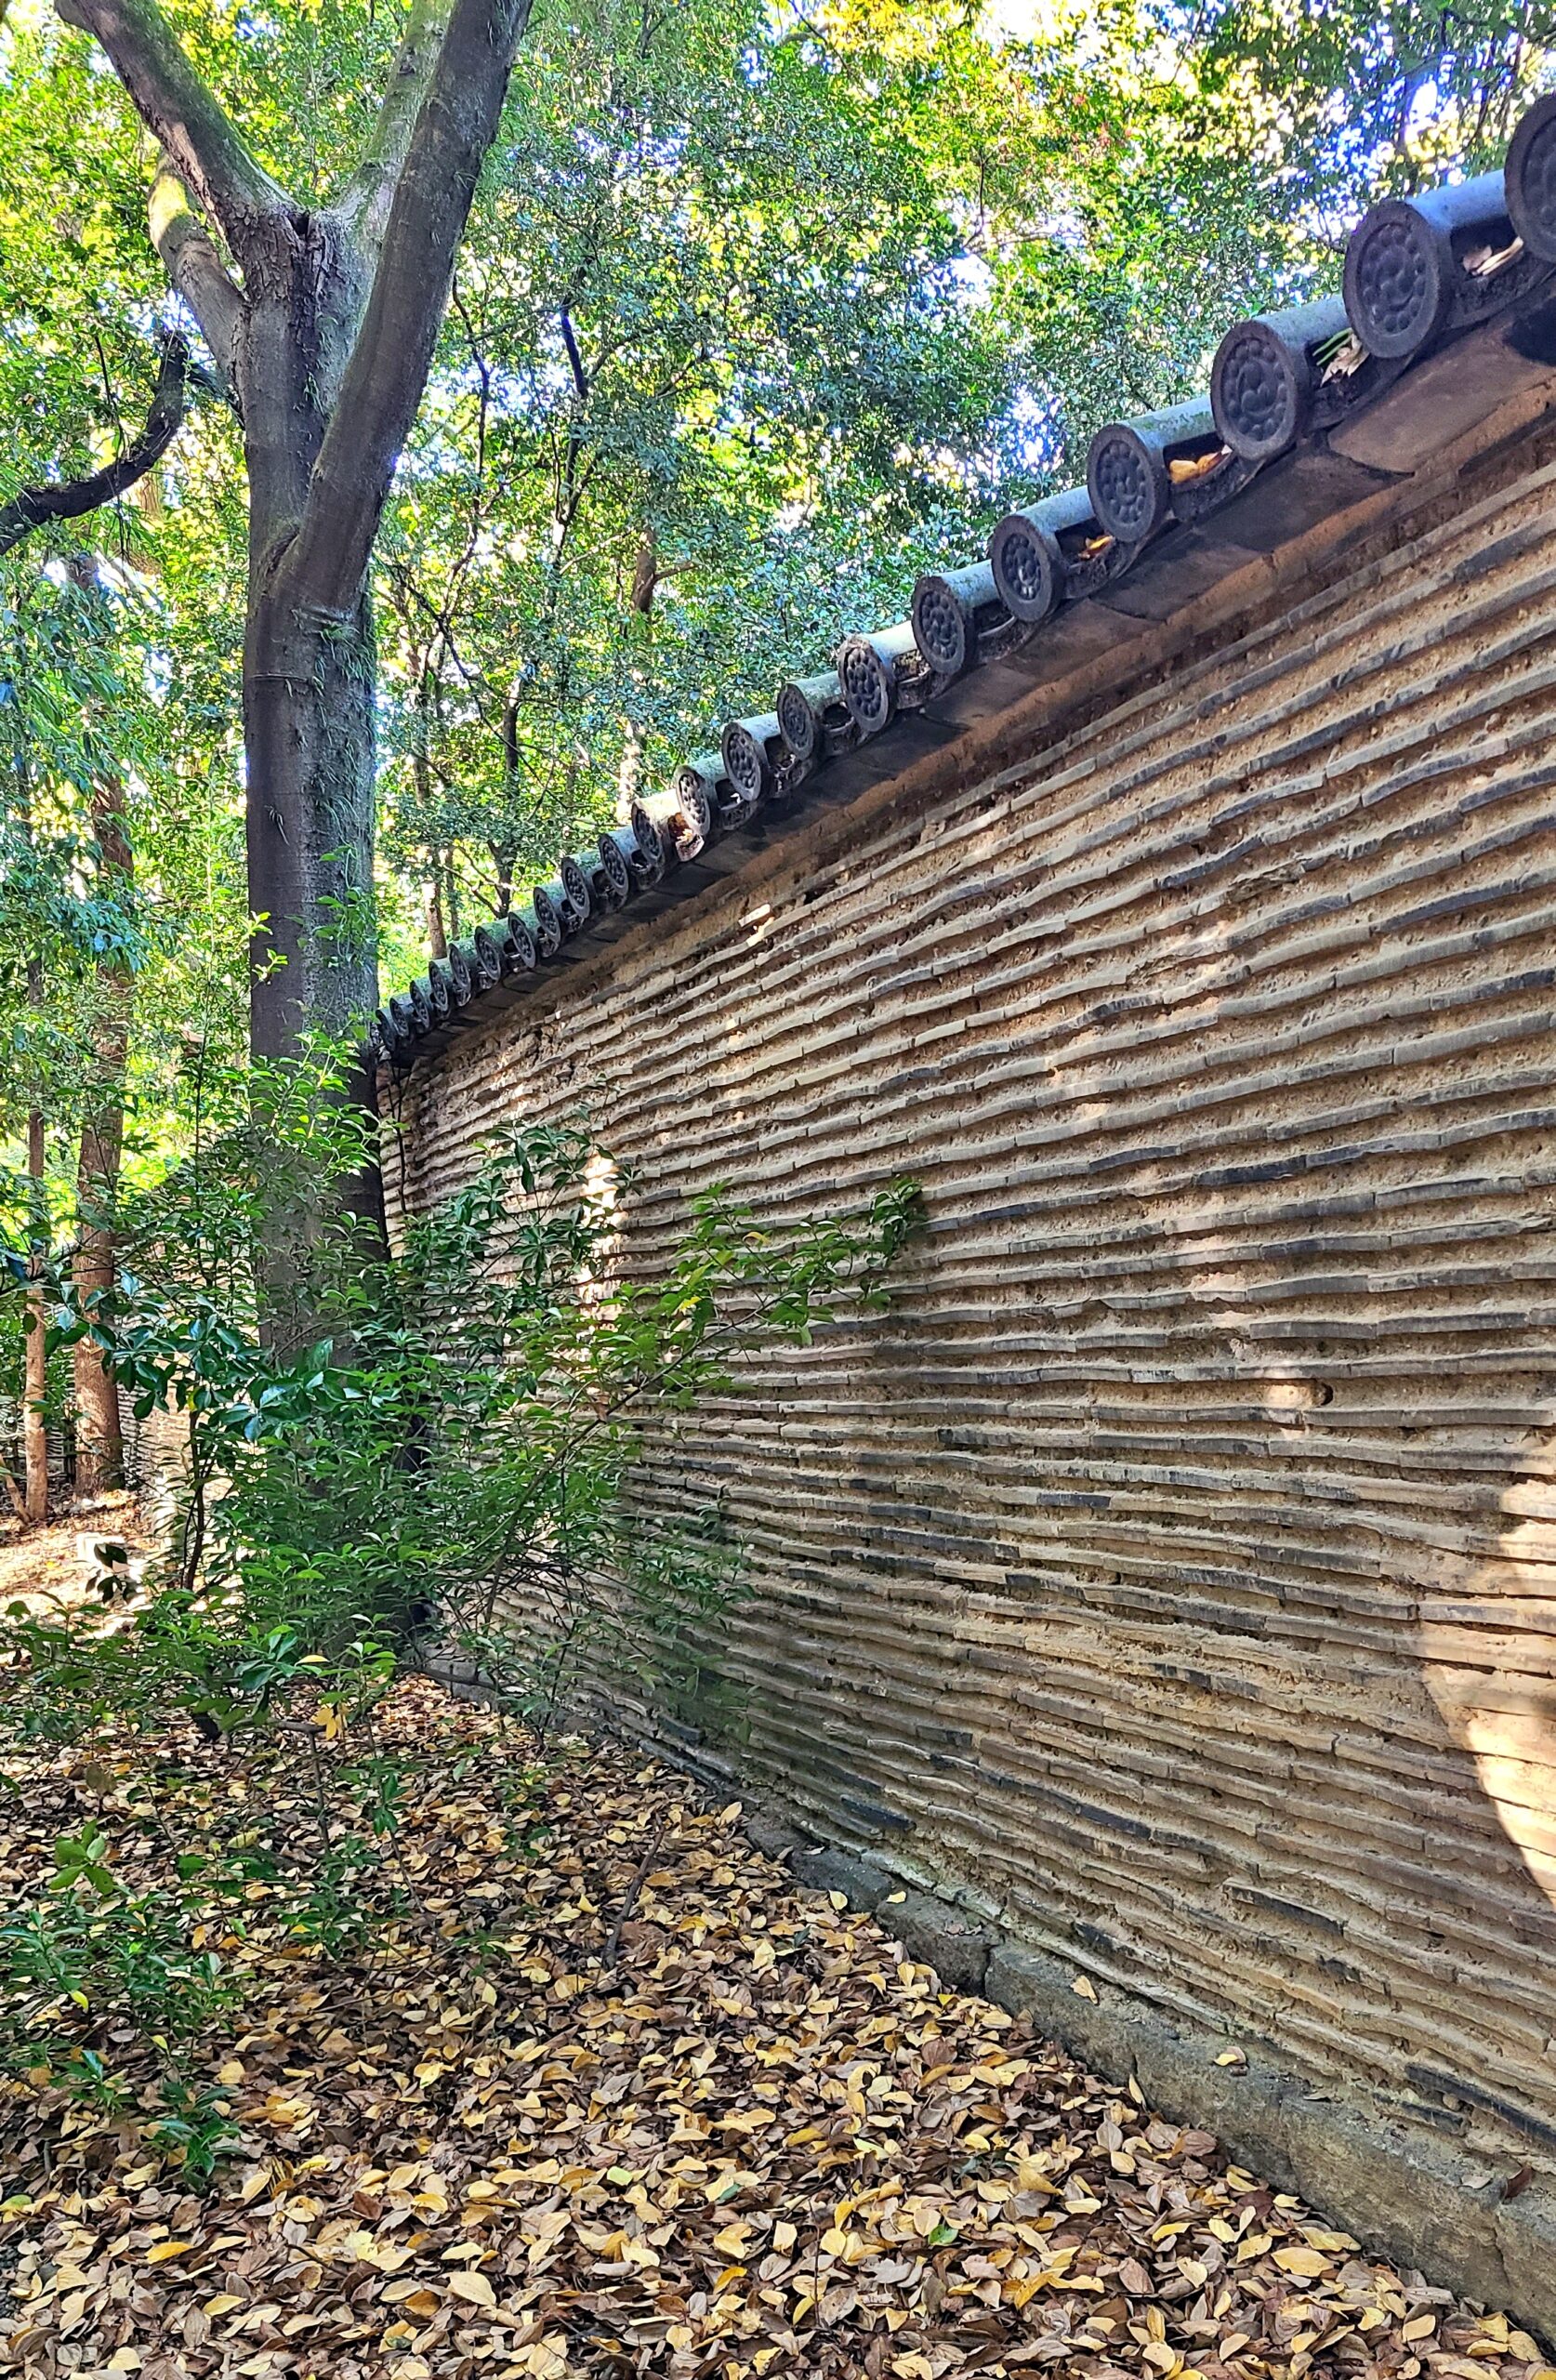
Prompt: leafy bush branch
<box><xmin>1</xmin><ymin>1052</ymin><xmax>916</xmax><ymax>2157</ymax></box>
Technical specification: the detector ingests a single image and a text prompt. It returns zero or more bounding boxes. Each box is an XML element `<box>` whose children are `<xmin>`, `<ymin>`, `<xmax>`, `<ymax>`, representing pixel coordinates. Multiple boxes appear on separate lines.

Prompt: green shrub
<box><xmin>30</xmin><ymin>1053</ymin><xmax>916</xmax><ymax>1740</ymax></box>
<box><xmin>0</xmin><ymin>1053</ymin><xmax>916</xmax><ymax>2146</ymax></box>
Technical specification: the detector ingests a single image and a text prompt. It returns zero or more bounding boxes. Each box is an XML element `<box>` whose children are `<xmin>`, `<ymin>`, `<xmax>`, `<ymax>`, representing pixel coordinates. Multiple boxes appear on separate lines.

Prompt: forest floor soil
<box><xmin>0</xmin><ymin>1497</ymin><xmax>152</xmax><ymax>1619</ymax></box>
<box><xmin>1</xmin><ymin>1662</ymin><xmax>1551</xmax><ymax>2380</ymax></box>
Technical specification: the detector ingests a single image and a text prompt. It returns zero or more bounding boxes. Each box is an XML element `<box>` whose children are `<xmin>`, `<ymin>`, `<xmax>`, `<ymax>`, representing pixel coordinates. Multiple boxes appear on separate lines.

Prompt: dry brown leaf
<box><xmin>0</xmin><ymin>1671</ymin><xmax>1542</xmax><ymax>2380</ymax></box>
<box><xmin>447</xmin><ymin>2268</ymin><xmax>497</xmax><ymax>2307</ymax></box>
<box><xmin>1273</xmin><ymin>2246</ymin><xmax>1329</xmax><ymax>2276</ymax></box>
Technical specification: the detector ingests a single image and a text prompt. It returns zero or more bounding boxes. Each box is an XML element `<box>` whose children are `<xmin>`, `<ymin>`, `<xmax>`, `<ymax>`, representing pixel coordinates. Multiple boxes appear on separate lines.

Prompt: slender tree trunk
<box><xmin>409</xmin><ymin>721</ymin><xmax>450</xmax><ymax>958</ymax></box>
<box><xmin>73</xmin><ymin>774</ymin><xmax>132</xmax><ymax>1495</ymax></box>
<box><xmin>427</xmin><ymin>879</ymin><xmax>448</xmax><ymax>958</ymax></box>
<box><xmin>409</xmin><ymin>665</ymin><xmax>453</xmax><ymax>954</ymax></box>
<box><xmin>0</xmin><ymin>1453</ymin><xmax>26</xmax><ymax>1524</ymax></box>
<box><xmin>23</xmin><ymin>1070</ymin><xmax>48</xmax><ymax>1530</ymax></box>
<box><xmin>491</xmin><ymin>693</ymin><xmax>520</xmax><ymax>913</ymax></box>
<box><xmin>8</xmin><ymin>711</ymin><xmax>47</xmax><ymax>1526</ymax></box>
<box><xmin>615</xmin><ymin>535</ymin><xmax>657</xmax><ymax>814</ymax></box>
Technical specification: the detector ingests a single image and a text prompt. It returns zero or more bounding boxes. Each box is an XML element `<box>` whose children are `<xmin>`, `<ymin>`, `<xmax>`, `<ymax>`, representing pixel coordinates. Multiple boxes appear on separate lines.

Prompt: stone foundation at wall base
<box><xmin>653</xmin><ymin>1747</ymin><xmax>1556</xmax><ymax>2345</ymax></box>
<box><xmin>749</xmin><ymin>1809</ymin><xmax>1556</xmax><ymax>2351</ymax></box>
<box><xmin>982</xmin><ymin>1940</ymin><xmax>1556</xmax><ymax>2351</ymax></box>
<box><xmin>418</xmin><ymin>1659</ymin><xmax>1556</xmax><ymax>2344</ymax></box>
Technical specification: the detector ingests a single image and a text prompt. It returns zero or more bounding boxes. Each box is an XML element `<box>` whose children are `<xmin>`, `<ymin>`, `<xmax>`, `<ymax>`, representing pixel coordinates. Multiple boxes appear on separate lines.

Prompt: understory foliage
<box><xmin>33</xmin><ymin>1056</ymin><xmax>915</xmax><ymax>1730</ymax></box>
<box><xmin>0</xmin><ymin>1061</ymin><xmax>914</xmax><ymax>2154</ymax></box>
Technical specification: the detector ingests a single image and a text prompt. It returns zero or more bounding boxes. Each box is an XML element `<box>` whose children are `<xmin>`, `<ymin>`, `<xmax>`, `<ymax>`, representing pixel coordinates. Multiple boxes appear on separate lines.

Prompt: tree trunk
<box><xmin>493</xmin><ymin>691</ymin><xmax>521</xmax><ymax>913</ymax></box>
<box><xmin>244</xmin><ymin>584</ymin><xmax>379</xmax><ymax>1061</ymax></box>
<box><xmin>427</xmin><ymin>879</ymin><xmax>448</xmax><ymax>958</ymax></box>
<box><xmin>73</xmin><ymin>774</ymin><xmax>132</xmax><ymax>1495</ymax></box>
<box><xmin>0</xmin><ymin>1451</ymin><xmax>26</xmax><ymax>1525</ymax></box>
<box><xmin>244</xmin><ymin>562</ymin><xmax>387</xmax><ymax>1302</ymax></box>
<box><xmin>9</xmin><ymin>737</ymin><xmax>47</xmax><ymax>1527</ymax></box>
<box><xmin>238</xmin><ymin>249</ymin><xmax>386</xmax><ymax>1289</ymax></box>
<box><xmin>615</xmin><ymin>535</ymin><xmax>657</xmax><ymax>814</ymax></box>
<box><xmin>52</xmin><ymin>0</ymin><xmax>535</xmax><ymax>1272</ymax></box>
<box><xmin>23</xmin><ymin>1099</ymin><xmax>48</xmax><ymax>1529</ymax></box>
<box><xmin>238</xmin><ymin>226</ymin><xmax>378</xmax><ymax>1064</ymax></box>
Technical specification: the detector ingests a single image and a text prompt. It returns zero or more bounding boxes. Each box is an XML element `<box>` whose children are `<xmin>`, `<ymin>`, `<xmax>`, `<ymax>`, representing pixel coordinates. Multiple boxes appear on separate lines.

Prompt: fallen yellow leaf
<box><xmin>447</xmin><ymin>2268</ymin><xmax>497</xmax><ymax>2309</ymax></box>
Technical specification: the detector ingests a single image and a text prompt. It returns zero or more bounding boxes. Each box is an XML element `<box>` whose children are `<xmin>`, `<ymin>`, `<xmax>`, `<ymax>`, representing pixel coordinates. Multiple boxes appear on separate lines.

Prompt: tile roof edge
<box><xmin>373</xmin><ymin>104</ymin><xmax>1556</xmax><ymax>1076</ymax></box>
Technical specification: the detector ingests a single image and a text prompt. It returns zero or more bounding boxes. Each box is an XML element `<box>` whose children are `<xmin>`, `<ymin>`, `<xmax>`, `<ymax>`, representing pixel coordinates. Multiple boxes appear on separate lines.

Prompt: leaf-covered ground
<box><xmin>0</xmin><ymin>1498</ymin><xmax>153</xmax><ymax>1623</ymax></box>
<box><xmin>2</xmin><ymin>1673</ymin><xmax>1551</xmax><ymax>2380</ymax></box>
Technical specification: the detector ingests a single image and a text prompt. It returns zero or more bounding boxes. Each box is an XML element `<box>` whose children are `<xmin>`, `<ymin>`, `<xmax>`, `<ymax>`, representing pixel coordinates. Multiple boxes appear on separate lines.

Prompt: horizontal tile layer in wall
<box><xmin>389</xmin><ymin>437</ymin><xmax>1556</xmax><ymax>2173</ymax></box>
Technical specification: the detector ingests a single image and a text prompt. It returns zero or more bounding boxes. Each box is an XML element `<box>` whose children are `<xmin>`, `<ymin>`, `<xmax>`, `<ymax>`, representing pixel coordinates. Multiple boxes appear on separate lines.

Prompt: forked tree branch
<box><xmin>150</xmin><ymin>162</ymin><xmax>244</xmax><ymax>386</ymax></box>
<box><xmin>0</xmin><ymin>336</ymin><xmax>198</xmax><ymax>559</ymax></box>
<box><xmin>336</xmin><ymin>0</ymin><xmax>450</xmax><ymax>252</ymax></box>
<box><xmin>53</xmin><ymin>0</ymin><xmax>293</xmax><ymax>254</ymax></box>
<box><xmin>284</xmin><ymin>0</ymin><xmax>534</xmax><ymax>615</ymax></box>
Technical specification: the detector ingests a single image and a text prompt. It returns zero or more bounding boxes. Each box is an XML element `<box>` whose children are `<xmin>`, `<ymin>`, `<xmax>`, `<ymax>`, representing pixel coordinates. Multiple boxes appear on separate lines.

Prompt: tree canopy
<box><xmin>3</xmin><ymin>0</ymin><xmax>1554</xmax><ymax>1477</ymax></box>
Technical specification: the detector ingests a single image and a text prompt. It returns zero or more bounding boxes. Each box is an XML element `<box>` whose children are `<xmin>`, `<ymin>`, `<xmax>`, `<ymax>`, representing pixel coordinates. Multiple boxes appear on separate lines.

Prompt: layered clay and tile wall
<box><xmin>390</xmin><ymin>442</ymin><xmax>1556</xmax><ymax>2203</ymax></box>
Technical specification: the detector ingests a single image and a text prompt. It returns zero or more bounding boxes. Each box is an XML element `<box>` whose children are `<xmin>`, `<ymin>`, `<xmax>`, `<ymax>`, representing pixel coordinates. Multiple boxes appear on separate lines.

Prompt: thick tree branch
<box><xmin>284</xmin><ymin>0</ymin><xmax>534</xmax><ymax>616</ymax></box>
<box><xmin>0</xmin><ymin>337</ymin><xmax>196</xmax><ymax>560</ymax></box>
<box><xmin>336</xmin><ymin>0</ymin><xmax>450</xmax><ymax>251</ymax></box>
<box><xmin>53</xmin><ymin>0</ymin><xmax>292</xmax><ymax>254</ymax></box>
<box><xmin>150</xmin><ymin>162</ymin><xmax>244</xmax><ymax>387</ymax></box>
<box><xmin>559</xmin><ymin>308</ymin><xmax>588</xmax><ymax>401</ymax></box>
